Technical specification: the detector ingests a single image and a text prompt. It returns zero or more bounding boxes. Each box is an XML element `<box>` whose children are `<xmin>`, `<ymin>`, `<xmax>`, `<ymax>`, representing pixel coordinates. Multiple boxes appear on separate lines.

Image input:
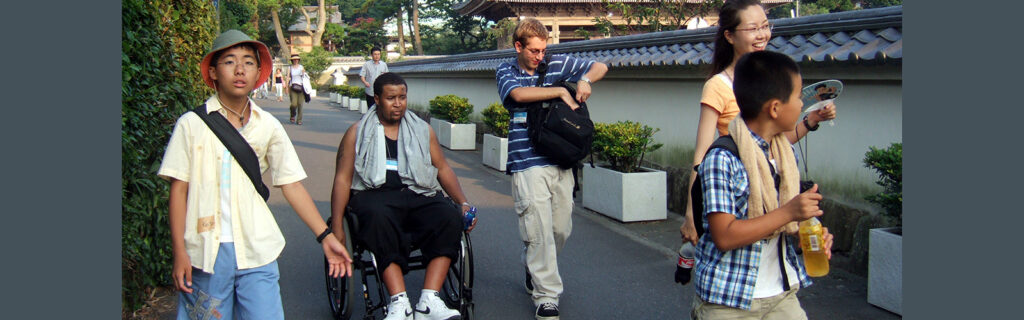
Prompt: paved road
<box><xmin>159</xmin><ymin>95</ymin><xmax>900</xmax><ymax>319</ymax></box>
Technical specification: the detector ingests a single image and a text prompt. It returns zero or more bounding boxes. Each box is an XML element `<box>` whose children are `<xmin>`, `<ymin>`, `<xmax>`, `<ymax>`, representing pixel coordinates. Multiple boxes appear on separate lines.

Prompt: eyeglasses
<box><xmin>734</xmin><ymin>23</ymin><xmax>773</xmax><ymax>34</ymax></box>
<box><xmin>217</xmin><ymin>58</ymin><xmax>259</xmax><ymax>71</ymax></box>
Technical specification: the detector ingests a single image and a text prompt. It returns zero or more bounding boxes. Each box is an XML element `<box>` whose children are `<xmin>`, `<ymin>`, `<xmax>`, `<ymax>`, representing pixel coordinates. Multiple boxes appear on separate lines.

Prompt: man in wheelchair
<box><xmin>331</xmin><ymin>72</ymin><xmax>476</xmax><ymax>320</ymax></box>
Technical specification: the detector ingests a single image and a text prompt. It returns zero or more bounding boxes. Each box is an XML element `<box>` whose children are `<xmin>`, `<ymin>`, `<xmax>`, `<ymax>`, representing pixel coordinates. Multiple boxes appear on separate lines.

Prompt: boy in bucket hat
<box><xmin>158</xmin><ymin>29</ymin><xmax>352</xmax><ymax>320</ymax></box>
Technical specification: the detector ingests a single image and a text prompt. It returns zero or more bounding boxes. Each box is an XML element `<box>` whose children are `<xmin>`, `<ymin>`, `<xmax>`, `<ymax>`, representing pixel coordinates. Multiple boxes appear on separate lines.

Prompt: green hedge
<box><xmin>863</xmin><ymin>142</ymin><xmax>902</xmax><ymax>225</ymax></box>
<box><xmin>429</xmin><ymin>94</ymin><xmax>474</xmax><ymax>124</ymax></box>
<box><xmin>122</xmin><ymin>0</ymin><xmax>217</xmax><ymax>313</ymax></box>
<box><xmin>592</xmin><ymin>121</ymin><xmax>663</xmax><ymax>173</ymax></box>
<box><xmin>481</xmin><ymin>101</ymin><xmax>509</xmax><ymax>138</ymax></box>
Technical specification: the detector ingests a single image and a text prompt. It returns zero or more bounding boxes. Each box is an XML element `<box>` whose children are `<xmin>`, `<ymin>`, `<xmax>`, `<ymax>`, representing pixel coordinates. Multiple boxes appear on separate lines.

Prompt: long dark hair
<box><xmin>709</xmin><ymin>0</ymin><xmax>763</xmax><ymax>79</ymax></box>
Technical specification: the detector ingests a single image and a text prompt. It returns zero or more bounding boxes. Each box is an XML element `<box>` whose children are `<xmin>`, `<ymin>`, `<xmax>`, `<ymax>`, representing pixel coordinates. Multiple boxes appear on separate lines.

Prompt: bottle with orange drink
<box><xmin>798</xmin><ymin>217</ymin><xmax>829</xmax><ymax>277</ymax></box>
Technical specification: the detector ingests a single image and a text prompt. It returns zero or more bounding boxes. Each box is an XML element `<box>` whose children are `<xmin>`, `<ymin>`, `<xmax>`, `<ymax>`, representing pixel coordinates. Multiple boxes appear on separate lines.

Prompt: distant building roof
<box><xmin>350</xmin><ymin>6</ymin><xmax>901</xmax><ymax>75</ymax></box>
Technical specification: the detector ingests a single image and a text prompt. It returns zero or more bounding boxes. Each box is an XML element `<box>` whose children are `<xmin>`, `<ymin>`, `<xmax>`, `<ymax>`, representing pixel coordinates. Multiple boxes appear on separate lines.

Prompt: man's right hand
<box><xmin>173</xmin><ymin>252</ymin><xmax>193</xmax><ymax>293</ymax></box>
<box><xmin>560</xmin><ymin>87</ymin><xmax>581</xmax><ymax>110</ymax></box>
<box><xmin>783</xmin><ymin>183</ymin><xmax>824</xmax><ymax>221</ymax></box>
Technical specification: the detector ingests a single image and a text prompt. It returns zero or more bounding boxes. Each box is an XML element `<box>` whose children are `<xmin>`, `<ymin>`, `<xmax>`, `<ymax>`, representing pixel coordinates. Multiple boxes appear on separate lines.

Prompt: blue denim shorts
<box><xmin>177</xmin><ymin>242</ymin><xmax>284</xmax><ymax>320</ymax></box>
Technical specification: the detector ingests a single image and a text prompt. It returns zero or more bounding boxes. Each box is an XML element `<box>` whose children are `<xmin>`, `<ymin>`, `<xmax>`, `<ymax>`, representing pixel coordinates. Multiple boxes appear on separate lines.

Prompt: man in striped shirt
<box><xmin>495</xmin><ymin>17</ymin><xmax>607</xmax><ymax>320</ymax></box>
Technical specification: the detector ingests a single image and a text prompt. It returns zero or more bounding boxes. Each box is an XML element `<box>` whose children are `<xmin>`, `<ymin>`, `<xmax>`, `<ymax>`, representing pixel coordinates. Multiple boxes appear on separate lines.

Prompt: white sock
<box><xmin>420</xmin><ymin>289</ymin><xmax>439</xmax><ymax>303</ymax></box>
<box><xmin>391</xmin><ymin>291</ymin><xmax>409</xmax><ymax>303</ymax></box>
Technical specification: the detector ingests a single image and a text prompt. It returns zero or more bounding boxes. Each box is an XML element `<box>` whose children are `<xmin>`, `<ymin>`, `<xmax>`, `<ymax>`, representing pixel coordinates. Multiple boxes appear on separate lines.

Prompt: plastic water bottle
<box><xmin>463</xmin><ymin>206</ymin><xmax>477</xmax><ymax>230</ymax></box>
<box><xmin>799</xmin><ymin>217</ymin><xmax>830</xmax><ymax>277</ymax></box>
<box><xmin>674</xmin><ymin>242</ymin><xmax>696</xmax><ymax>285</ymax></box>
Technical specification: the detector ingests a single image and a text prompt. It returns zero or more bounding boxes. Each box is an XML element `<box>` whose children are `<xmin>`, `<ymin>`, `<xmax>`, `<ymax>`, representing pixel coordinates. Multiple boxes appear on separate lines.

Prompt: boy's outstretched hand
<box><xmin>323</xmin><ymin>234</ymin><xmax>353</xmax><ymax>278</ymax></box>
<box><xmin>173</xmin><ymin>252</ymin><xmax>193</xmax><ymax>293</ymax></box>
<box><xmin>783</xmin><ymin>184</ymin><xmax>823</xmax><ymax>221</ymax></box>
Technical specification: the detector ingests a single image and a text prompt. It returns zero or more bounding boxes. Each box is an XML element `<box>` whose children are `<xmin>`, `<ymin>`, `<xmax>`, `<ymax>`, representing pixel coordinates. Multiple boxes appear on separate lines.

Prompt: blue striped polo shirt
<box><xmin>495</xmin><ymin>54</ymin><xmax>594</xmax><ymax>173</ymax></box>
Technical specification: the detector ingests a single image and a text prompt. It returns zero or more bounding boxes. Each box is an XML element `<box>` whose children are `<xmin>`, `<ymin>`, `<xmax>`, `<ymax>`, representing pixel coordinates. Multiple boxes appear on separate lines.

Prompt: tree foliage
<box><xmin>301</xmin><ymin>46</ymin><xmax>333</xmax><ymax>81</ymax></box>
<box><xmin>768</xmin><ymin>0</ymin><xmax>902</xmax><ymax>19</ymax></box>
<box><xmin>593</xmin><ymin>0</ymin><xmax>722</xmax><ymax>37</ymax></box>
<box><xmin>122</xmin><ymin>0</ymin><xmax>217</xmax><ymax>315</ymax></box>
<box><xmin>221</xmin><ymin>0</ymin><xmax>260</xmax><ymax>38</ymax></box>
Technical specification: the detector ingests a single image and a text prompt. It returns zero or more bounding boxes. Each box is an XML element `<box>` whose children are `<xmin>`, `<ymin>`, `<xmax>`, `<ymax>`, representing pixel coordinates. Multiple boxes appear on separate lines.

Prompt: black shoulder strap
<box><xmin>535</xmin><ymin>56</ymin><xmax>549</xmax><ymax>87</ymax></box>
<box><xmin>693</xmin><ymin>135</ymin><xmax>739</xmax><ymax>172</ymax></box>
<box><xmin>192</xmin><ymin>104</ymin><xmax>271</xmax><ymax>201</ymax></box>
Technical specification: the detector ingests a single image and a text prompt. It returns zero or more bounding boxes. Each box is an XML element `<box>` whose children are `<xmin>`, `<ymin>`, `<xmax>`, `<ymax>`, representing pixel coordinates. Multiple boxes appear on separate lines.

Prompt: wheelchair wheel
<box><xmin>441</xmin><ymin>233</ymin><xmax>474</xmax><ymax>319</ymax></box>
<box><xmin>324</xmin><ymin>217</ymin><xmax>356</xmax><ymax>320</ymax></box>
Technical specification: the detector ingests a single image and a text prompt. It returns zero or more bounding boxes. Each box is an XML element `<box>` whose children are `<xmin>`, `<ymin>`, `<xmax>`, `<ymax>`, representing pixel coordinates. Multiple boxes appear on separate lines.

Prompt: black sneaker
<box><xmin>535</xmin><ymin>302</ymin><xmax>559</xmax><ymax>320</ymax></box>
<box><xmin>525</xmin><ymin>268</ymin><xmax>534</xmax><ymax>295</ymax></box>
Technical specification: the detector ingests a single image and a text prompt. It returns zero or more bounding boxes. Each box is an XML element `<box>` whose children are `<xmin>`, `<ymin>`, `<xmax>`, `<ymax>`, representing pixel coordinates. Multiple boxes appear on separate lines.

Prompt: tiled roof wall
<box><xmin>348</xmin><ymin>5</ymin><xmax>901</xmax><ymax>75</ymax></box>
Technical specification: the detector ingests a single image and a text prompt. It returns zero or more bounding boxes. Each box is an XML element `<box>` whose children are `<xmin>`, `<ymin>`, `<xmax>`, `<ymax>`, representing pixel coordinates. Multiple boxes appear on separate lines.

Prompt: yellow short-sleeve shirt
<box><xmin>158</xmin><ymin>95</ymin><xmax>307</xmax><ymax>273</ymax></box>
<box><xmin>700</xmin><ymin>74</ymin><xmax>740</xmax><ymax>136</ymax></box>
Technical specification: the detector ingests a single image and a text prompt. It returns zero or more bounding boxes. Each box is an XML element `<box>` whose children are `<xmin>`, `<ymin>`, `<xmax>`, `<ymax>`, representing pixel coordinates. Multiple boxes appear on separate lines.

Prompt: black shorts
<box><xmin>348</xmin><ymin>187</ymin><xmax>463</xmax><ymax>273</ymax></box>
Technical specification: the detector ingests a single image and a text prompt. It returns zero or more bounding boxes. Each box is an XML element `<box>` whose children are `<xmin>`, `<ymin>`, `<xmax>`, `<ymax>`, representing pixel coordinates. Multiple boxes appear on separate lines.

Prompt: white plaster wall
<box><xmin>379</xmin><ymin>69</ymin><xmax>901</xmax><ymax>190</ymax></box>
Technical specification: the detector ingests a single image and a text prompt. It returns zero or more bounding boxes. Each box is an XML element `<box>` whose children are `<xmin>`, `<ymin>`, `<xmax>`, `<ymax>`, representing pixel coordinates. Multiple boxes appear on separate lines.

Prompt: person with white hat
<box><xmin>284</xmin><ymin>52</ymin><xmax>309</xmax><ymax>125</ymax></box>
<box><xmin>157</xmin><ymin>29</ymin><xmax>352</xmax><ymax>320</ymax></box>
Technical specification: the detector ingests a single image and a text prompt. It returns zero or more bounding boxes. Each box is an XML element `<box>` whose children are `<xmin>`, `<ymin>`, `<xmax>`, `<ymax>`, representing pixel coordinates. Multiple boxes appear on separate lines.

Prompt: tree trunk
<box><xmin>411</xmin><ymin>0</ymin><xmax>423</xmax><ymax>55</ymax></box>
<box><xmin>271</xmin><ymin>8</ymin><xmax>289</xmax><ymax>60</ymax></box>
<box><xmin>396</xmin><ymin>8</ymin><xmax>406</xmax><ymax>55</ymax></box>
<box><xmin>312</xmin><ymin>0</ymin><xmax>326</xmax><ymax>46</ymax></box>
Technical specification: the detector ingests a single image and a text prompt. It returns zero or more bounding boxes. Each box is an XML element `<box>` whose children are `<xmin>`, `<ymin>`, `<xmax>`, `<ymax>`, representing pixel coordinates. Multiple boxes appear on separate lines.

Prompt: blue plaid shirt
<box><xmin>694</xmin><ymin>131</ymin><xmax>812</xmax><ymax>310</ymax></box>
<box><xmin>495</xmin><ymin>54</ymin><xmax>594</xmax><ymax>173</ymax></box>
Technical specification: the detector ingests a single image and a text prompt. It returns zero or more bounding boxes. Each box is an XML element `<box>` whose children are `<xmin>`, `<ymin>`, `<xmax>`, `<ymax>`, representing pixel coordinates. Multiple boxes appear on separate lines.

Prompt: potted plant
<box><xmin>865</xmin><ymin>142</ymin><xmax>902</xmax><ymax>315</ymax></box>
<box><xmin>356</xmin><ymin>86</ymin><xmax>369</xmax><ymax>114</ymax></box>
<box><xmin>347</xmin><ymin>86</ymin><xmax>362</xmax><ymax>112</ymax></box>
<box><xmin>428</xmin><ymin>94</ymin><xmax>476</xmax><ymax>150</ymax></box>
<box><xmin>481</xmin><ymin>102</ymin><xmax>509</xmax><ymax>171</ymax></box>
<box><xmin>582</xmin><ymin>121</ymin><xmax>666</xmax><ymax>222</ymax></box>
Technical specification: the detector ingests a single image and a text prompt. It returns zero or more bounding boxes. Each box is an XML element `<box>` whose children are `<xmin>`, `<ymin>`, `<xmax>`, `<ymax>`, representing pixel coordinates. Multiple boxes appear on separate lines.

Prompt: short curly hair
<box><xmin>513</xmin><ymin>18</ymin><xmax>548</xmax><ymax>46</ymax></box>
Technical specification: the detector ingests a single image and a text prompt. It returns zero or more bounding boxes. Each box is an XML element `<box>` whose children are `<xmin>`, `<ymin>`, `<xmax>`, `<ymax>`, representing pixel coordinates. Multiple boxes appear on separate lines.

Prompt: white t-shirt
<box><xmin>752</xmin><ymin>234</ymin><xmax>800</xmax><ymax>298</ymax></box>
<box><xmin>290</xmin><ymin>65</ymin><xmax>304</xmax><ymax>85</ymax></box>
<box><xmin>219</xmin><ymin>149</ymin><xmax>234</xmax><ymax>242</ymax></box>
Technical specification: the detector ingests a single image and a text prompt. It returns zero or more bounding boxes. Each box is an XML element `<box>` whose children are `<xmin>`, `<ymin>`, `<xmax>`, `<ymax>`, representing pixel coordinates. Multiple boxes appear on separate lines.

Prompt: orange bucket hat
<box><xmin>199</xmin><ymin>29</ymin><xmax>274</xmax><ymax>89</ymax></box>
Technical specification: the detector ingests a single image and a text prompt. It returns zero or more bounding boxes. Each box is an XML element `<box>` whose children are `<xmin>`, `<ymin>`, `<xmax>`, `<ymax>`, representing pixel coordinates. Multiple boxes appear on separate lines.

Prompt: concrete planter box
<box><xmin>359</xmin><ymin>99</ymin><xmax>368</xmax><ymax>114</ymax></box>
<box><xmin>430</xmin><ymin>118</ymin><xmax>476</xmax><ymax>150</ymax></box>
<box><xmin>348</xmin><ymin>97</ymin><xmax>359</xmax><ymax>111</ymax></box>
<box><xmin>329</xmin><ymin>92</ymin><xmax>336</xmax><ymax>102</ymax></box>
<box><xmin>309</xmin><ymin>89</ymin><xmax>317</xmax><ymax>97</ymax></box>
<box><xmin>868</xmin><ymin>227</ymin><xmax>902</xmax><ymax>315</ymax></box>
<box><xmin>482</xmin><ymin>134</ymin><xmax>507</xmax><ymax>171</ymax></box>
<box><xmin>582</xmin><ymin>165</ymin><xmax>667</xmax><ymax>222</ymax></box>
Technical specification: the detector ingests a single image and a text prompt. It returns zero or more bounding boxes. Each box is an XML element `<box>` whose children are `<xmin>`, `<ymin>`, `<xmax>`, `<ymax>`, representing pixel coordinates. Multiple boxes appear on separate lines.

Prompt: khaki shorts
<box><xmin>691</xmin><ymin>289</ymin><xmax>807</xmax><ymax>320</ymax></box>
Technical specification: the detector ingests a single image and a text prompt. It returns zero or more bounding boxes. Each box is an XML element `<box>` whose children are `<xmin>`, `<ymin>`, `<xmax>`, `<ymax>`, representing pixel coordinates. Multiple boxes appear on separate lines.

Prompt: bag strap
<box><xmin>535</xmin><ymin>56</ymin><xmax>549</xmax><ymax>88</ymax></box>
<box><xmin>192</xmin><ymin>104</ymin><xmax>271</xmax><ymax>202</ymax></box>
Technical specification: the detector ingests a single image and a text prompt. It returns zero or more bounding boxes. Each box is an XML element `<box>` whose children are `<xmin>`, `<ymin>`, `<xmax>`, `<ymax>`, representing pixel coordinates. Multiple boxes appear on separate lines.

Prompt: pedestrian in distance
<box><xmin>691</xmin><ymin>50</ymin><xmax>834</xmax><ymax>320</ymax></box>
<box><xmin>360</xmin><ymin>47</ymin><xmax>388</xmax><ymax>109</ymax></box>
<box><xmin>284</xmin><ymin>53</ymin><xmax>310</xmax><ymax>125</ymax></box>
<box><xmin>274</xmin><ymin>68</ymin><xmax>284</xmax><ymax>102</ymax></box>
<box><xmin>495</xmin><ymin>17</ymin><xmax>608</xmax><ymax>320</ymax></box>
<box><xmin>157</xmin><ymin>29</ymin><xmax>352</xmax><ymax>320</ymax></box>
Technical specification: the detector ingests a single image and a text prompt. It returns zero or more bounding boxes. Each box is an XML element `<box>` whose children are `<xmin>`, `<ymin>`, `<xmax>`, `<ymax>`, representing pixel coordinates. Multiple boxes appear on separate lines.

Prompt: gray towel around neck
<box><xmin>352</xmin><ymin>107</ymin><xmax>440</xmax><ymax>195</ymax></box>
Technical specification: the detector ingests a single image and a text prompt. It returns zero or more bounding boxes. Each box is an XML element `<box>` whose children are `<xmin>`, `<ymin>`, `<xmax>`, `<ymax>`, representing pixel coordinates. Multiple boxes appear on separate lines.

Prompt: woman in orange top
<box><xmin>679</xmin><ymin>0</ymin><xmax>838</xmax><ymax>244</ymax></box>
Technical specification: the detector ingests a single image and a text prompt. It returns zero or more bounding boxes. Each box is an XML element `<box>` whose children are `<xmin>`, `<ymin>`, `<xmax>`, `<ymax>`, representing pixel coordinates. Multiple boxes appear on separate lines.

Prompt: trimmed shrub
<box><xmin>300</xmin><ymin>46</ymin><xmax>332</xmax><ymax>83</ymax></box>
<box><xmin>429</xmin><ymin>94</ymin><xmax>474</xmax><ymax>124</ymax></box>
<box><xmin>592</xmin><ymin>121</ymin><xmax>663</xmax><ymax>173</ymax></box>
<box><xmin>347</xmin><ymin>86</ymin><xmax>366</xmax><ymax>99</ymax></box>
<box><xmin>122</xmin><ymin>0</ymin><xmax>217</xmax><ymax>314</ymax></box>
<box><xmin>481</xmin><ymin>101</ymin><xmax>509</xmax><ymax>138</ymax></box>
<box><xmin>863</xmin><ymin>142</ymin><xmax>902</xmax><ymax>226</ymax></box>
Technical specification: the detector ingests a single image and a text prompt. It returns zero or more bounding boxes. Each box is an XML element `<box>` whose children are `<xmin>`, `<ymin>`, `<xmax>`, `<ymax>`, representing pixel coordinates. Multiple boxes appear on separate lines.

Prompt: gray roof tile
<box><xmin>349</xmin><ymin>6</ymin><xmax>902</xmax><ymax>76</ymax></box>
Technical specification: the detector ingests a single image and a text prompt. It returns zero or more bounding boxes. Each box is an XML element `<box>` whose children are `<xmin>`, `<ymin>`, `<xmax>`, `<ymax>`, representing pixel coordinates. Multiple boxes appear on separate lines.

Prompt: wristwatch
<box><xmin>579</xmin><ymin>76</ymin><xmax>592</xmax><ymax>84</ymax></box>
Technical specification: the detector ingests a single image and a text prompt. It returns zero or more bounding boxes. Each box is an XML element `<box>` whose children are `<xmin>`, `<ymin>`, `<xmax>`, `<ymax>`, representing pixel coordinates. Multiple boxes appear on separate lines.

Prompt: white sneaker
<box><xmin>384</xmin><ymin>293</ymin><xmax>413</xmax><ymax>320</ymax></box>
<box><xmin>414</xmin><ymin>290</ymin><xmax>461</xmax><ymax>320</ymax></box>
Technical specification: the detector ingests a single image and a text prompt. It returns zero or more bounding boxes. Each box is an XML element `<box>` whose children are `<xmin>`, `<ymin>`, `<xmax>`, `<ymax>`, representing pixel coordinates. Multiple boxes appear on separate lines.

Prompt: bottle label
<box><xmin>678</xmin><ymin>256</ymin><xmax>694</xmax><ymax>268</ymax></box>
<box><xmin>808</xmin><ymin>235</ymin><xmax>820</xmax><ymax>252</ymax></box>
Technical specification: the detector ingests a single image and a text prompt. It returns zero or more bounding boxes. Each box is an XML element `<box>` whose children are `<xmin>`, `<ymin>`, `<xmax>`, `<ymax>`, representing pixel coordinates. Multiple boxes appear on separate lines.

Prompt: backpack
<box><xmin>690</xmin><ymin>135</ymin><xmax>739</xmax><ymax>237</ymax></box>
<box><xmin>524</xmin><ymin>59</ymin><xmax>595</xmax><ymax>168</ymax></box>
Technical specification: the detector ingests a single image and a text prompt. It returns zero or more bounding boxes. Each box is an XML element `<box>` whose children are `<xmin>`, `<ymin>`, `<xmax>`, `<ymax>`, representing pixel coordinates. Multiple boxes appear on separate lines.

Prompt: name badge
<box><xmin>513</xmin><ymin>112</ymin><xmax>527</xmax><ymax>124</ymax></box>
<box><xmin>385</xmin><ymin>159</ymin><xmax>398</xmax><ymax>171</ymax></box>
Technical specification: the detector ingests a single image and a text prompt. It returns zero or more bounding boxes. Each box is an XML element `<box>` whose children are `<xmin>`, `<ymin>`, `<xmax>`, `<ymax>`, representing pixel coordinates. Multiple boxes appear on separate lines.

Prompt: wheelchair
<box><xmin>323</xmin><ymin>203</ymin><xmax>474</xmax><ymax>320</ymax></box>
